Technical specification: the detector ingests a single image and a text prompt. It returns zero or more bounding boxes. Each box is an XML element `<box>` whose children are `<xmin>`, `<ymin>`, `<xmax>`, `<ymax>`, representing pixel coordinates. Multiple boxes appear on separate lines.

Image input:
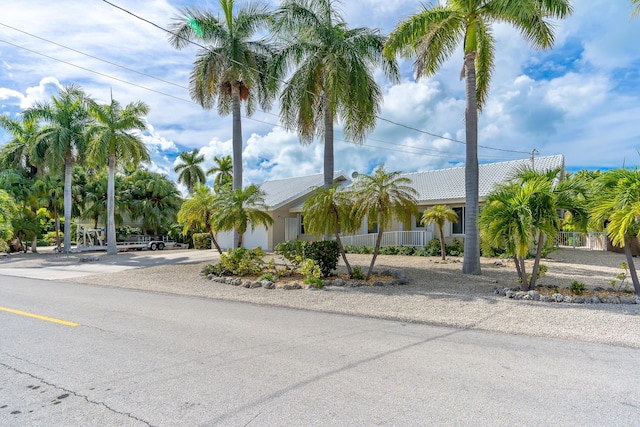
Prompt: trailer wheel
<box><xmin>150</xmin><ymin>242</ymin><xmax>158</xmax><ymax>251</ymax></box>
<box><xmin>158</xmin><ymin>242</ymin><xmax>165</xmax><ymax>250</ymax></box>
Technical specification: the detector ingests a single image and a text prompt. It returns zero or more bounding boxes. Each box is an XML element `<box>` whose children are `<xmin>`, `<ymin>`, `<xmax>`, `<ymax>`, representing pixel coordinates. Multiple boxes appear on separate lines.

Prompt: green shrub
<box><xmin>43</xmin><ymin>231</ymin><xmax>63</xmax><ymax>245</ymax></box>
<box><xmin>258</xmin><ymin>273</ymin><xmax>275</xmax><ymax>282</ymax></box>
<box><xmin>193</xmin><ymin>233</ymin><xmax>211</xmax><ymax>250</ymax></box>
<box><xmin>569</xmin><ymin>280</ymin><xmax>585</xmax><ymax>295</ymax></box>
<box><xmin>220</xmin><ymin>247</ymin><xmax>266</xmax><ymax>276</ymax></box>
<box><xmin>36</xmin><ymin>239</ymin><xmax>49</xmax><ymax>247</ymax></box>
<box><xmin>536</xmin><ymin>264</ymin><xmax>548</xmax><ymax>279</ymax></box>
<box><xmin>275</xmin><ymin>240</ymin><xmax>307</xmax><ymax>268</ymax></box>
<box><xmin>396</xmin><ymin>246</ymin><xmax>416</xmax><ymax>256</ymax></box>
<box><xmin>446</xmin><ymin>238</ymin><xmax>464</xmax><ymax>256</ymax></box>
<box><xmin>413</xmin><ymin>247</ymin><xmax>430</xmax><ymax>257</ymax></box>
<box><xmin>304</xmin><ymin>240</ymin><xmax>340</xmax><ymax>277</ymax></box>
<box><xmin>299</xmin><ymin>258</ymin><xmax>322</xmax><ymax>280</ymax></box>
<box><xmin>379</xmin><ymin>246</ymin><xmax>398</xmax><ymax>255</ymax></box>
<box><xmin>426</xmin><ymin>239</ymin><xmax>441</xmax><ymax>256</ymax></box>
<box><xmin>304</xmin><ymin>277</ymin><xmax>324</xmax><ymax>289</ymax></box>
<box><xmin>0</xmin><ymin>238</ymin><xmax>8</xmax><ymax>253</ymax></box>
<box><xmin>201</xmin><ymin>263</ymin><xmax>230</xmax><ymax>277</ymax></box>
<box><xmin>345</xmin><ymin>245</ymin><xmax>372</xmax><ymax>254</ymax></box>
<box><xmin>351</xmin><ymin>265</ymin><xmax>364</xmax><ymax>280</ymax></box>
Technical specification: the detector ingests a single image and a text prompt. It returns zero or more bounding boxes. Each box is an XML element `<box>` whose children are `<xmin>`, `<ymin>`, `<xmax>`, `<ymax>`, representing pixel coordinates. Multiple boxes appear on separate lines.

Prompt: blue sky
<box><xmin>1</xmin><ymin>0</ymin><xmax>639</xmax><ymax>193</ymax></box>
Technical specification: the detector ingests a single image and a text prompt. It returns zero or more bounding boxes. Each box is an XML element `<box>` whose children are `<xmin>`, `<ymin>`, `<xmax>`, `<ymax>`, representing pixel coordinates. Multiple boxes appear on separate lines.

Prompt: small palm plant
<box><xmin>207</xmin><ymin>155</ymin><xmax>233</xmax><ymax>192</ymax></box>
<box><xmin>421</xmin><ymin>205</ymin><xmax>458</xmax><ymax>261</ymax></box>
<box><xmin>174</xmin><ymin>149</ymin><xmax>206</xmax><ymax>193</ymax></box>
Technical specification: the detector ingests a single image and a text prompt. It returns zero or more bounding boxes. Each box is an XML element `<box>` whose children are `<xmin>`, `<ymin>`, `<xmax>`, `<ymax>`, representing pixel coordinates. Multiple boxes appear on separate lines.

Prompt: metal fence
<box><xmin>554</xmin><ymin>232</ymin><xmax>606</xmax><ymax>251</ymax></box>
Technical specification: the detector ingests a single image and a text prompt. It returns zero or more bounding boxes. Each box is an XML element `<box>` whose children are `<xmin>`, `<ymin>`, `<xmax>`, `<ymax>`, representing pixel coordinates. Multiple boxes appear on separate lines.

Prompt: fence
<box><xmin>554</xmin><ymin>232</ymin><xmax>606</xmax><ymax>251</ymax></box>
<box><xmin>340</xmin><ymin>230</ymin><xmax>434</xmax><ymax>248</ymax></box>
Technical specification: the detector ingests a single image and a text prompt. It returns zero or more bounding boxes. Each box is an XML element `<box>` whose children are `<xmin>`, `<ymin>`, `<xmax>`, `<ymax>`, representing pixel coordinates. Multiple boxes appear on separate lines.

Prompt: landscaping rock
<box><xmin>607</xmin><ymin>296</ymin><xmax>620</xmax><ymax>304</ymax></box>
<box><xmin>562</xmin><ymin>295</ymin><xmax>573</xmax><ymax>303</ymax></box>
<box><xmin>573</xmin><ymin>297</ymin><xmax>585</xmax><ymax>304</ymax></box>
<box><xmin>242</xmin><ymin>280</ymin><xmax>252</xmax><ymax>288</ymax></box>
<box><xmin>591</xmin><ymin>296</ymin><xmax>601</xmax><ymax>303</ymax></box>
<box><xmin>373</xmin><ymin>281</ymin><xmax>384</xmax><ymax>287</ymax></box>
<box><xmin>333</xmin><ymin>278</ymin><xmax>345</xmax><ymax>287</ymax></box>
<box><xmin>527</xmin><ymin>290</ymin><xmax>541</xmax><ymax>301</ymax></box>
<box><xmin>634</xmin><ymin>295</ymin><xmax>640</xmax><ymax>304</ymax></box>
<box><xmin>250</xmin><ymin>281</ymin><xmax>262</xmax><ymax>288</ymax></box>
<box><xmin>505</xmin><ymin>290</ymin><xmax>515</xmax><ymax>299</ymax></box>
<box><xmin>552</xmin><ymin>293</ymin><xmax>564</xmax><ymax>303</ymax></box>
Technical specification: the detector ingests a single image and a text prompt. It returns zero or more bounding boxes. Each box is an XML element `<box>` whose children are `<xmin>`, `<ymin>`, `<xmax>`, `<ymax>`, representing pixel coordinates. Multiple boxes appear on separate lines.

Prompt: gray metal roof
<box><xmin>259</xmin><ymin>171</ymin><xmax>347</xmax><ymax>209</ymax></box>
<box><xmin>400</xmin><ymin>155</ymin><xmax>565</xmax><ymax>203</ymax></box>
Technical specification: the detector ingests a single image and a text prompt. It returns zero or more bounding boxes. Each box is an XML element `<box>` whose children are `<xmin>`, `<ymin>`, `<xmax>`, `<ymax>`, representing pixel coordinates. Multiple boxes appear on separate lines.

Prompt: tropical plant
<box><xmin>82</xmin><ymin>172</ymin><xmax>127</xmax><ymax>231</ymax></box>
<box><xmin>0</xmin><ymin>169</ymin><xmax>40</xmax><ymax>252</ymax></box>
<box><xmin>126</xmin><ymin>170</ymin><xmax>182</xmax><ymax>235</ymax></box>
<box><xmin>632</xmin><ymin>0</ymin><xmax>640</xmax><ymax>18</ymax></box>
<box><xmin>271</xmin><ymin>0</ymin><xmax>399</xmax><ymax>189</ymax></box>
<box><xmin>384</xmin><ymin>0</ymin><xmax>572</xmax><ymax>275</ymax></box>
<box><xmin>0</xmin><ymin>115</ymin><xmax>43</xmax><ymax>177</ymax></box>
<box><xmin>177</xmin><ymin>184</ymin><xmax>223</xmax><ymax>254</ymax></box>
<box><xmin>350</xmin><ymin>165</ymin><xmax>418</xmax><ymax>279</ymax></box>
<box><xmin>24</xmin><ymin>84</ymin><xmax>91</xmax><ymax>253</ymax></box>
<box><xmin>87</xmin><ymin>95</ymin><xmax>150</xmax><ymax>254</ymax></box>
<box><xmin>213</xmin><ymin>184</ymin><xmax>273</xmax><ymax>248</ymax></box>
<box><xmin>0</xmin><ymin>189</ymin><xmax>17</xmax><ymax>243</ymax></box>
<box><xmin>168</xmin><ymin>1</ymin><xmax>277</xmax><ymax>191</ymax></box>
<box><xmin>302</xmin><ymin>184</ymin><xmax>359</xmax><ymax>276</ymax></box>
<box><xmin>591</xmin><ymin>168</ymin><xmax>640</xmax><ymax>296</ymax></box>
<box><xmin>34</xmin><ymin>174</ymin><xmax>64</xmax><ymax>249</ymax></box>
<box><xmin>174</xmin><ymin>148</ymin><xmax>206</xmax><ymax>194</ymax></box>
<box><xmin>421</xmin><ymin>205</ymin><xmax>458</xmax><ymax>261</ymax></box>
<box><xmin>207</xmin><ymin>154</ymin><xmax>233</xmax><ymax>192</ymax></box>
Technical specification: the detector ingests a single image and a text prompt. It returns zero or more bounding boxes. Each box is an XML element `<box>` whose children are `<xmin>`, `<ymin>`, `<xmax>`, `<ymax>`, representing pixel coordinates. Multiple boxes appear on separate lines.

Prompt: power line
<box><xmin>99</xmin><ymin>0</ymin><xmax>531</xmax><ymax>156</ymax></box>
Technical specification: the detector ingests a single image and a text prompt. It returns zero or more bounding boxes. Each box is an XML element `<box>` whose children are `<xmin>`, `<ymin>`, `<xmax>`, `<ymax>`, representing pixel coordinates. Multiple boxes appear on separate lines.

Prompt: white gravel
<box><xmin>5</xmin><ymin>248</ymin><xmax>640</xmax><ymax>348</ymax></box>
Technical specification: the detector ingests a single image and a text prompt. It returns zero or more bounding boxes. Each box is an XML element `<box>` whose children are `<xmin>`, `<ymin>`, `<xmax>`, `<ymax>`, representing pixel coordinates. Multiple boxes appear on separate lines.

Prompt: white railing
<box><xmin>554</xmin><ymin>232</ymin><xmax>606</xmax><ymax>251</ymax></box>
<box><xmin>340</xmin><ymin>230</ymin><xmax>434</xmax><ymax>248</ymax></box>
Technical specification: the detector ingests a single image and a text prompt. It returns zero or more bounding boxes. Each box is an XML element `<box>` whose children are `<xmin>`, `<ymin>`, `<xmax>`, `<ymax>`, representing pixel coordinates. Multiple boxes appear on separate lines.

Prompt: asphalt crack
<box><xmin>0</xmin><ymin>362</ymin><xmax>154</xmax><ymax>427</ymax></box>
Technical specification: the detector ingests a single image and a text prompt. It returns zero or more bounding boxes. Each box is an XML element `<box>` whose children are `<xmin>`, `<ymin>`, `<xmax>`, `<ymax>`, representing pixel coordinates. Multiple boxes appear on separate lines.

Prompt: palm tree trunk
<box><xmin>367</xmin><ymin>227</ymin><xmax>384</xmax><ymax>280</ymax></box>
<box><xmin>237</xmin><ymin>232</ymin><xmax>244</xmax><ymax>249</ymax></box>
<box><xmin>30</xmin><ymin>205</ymin><xmax>38</xmax><ymax>253</ymax></box>
<box><xmin>63</xmin><ymin>155</ymin><xmax>73</xmax><ymax>254</ymax></box>
<box><xmin>519</xmin><ymin>256</ymin><xmax>528</xmax><ymax>291</ymax></box>
<box><xmin>323</xmin><ymin>98</ymin><xmax>334</xmax><ymax>189</ymax></box>
<box><xmin>106</xmin><ymin>153</ymin><xmax>117</xmax><ymax>255</ymax></box>
<box><xmin>439</xmin><ymin>225</ymin><xmax>446</xmax><ymax>261</ymax></box>
<box><xmin>231</xmin><ymin>85</ymin><xmax>242</xmax><ymax>248</ymax></box>
<box><xmin>334</xmin><ymin>231</ymin><xmax>353</xmax><ymax>277</ymax></box>
<box><xmin>530</xmin><ymin>231</ymin><xmax>545</xmax><ymax>289</ymax></box>
<box><xmin>513</xmin><ymin>254</ymin><xmax>522</xmax><ymax>280</ymax></box>
<box><xmin>208</xmin><ymin>228</ymin><xmax>223</xmax><ymax>255</ymax></box>
<box><xmin>54</xmin><ymin>205</ymin><xmax>61</xmax><ymax>249</ymax></box>
<box><xmin>462</xmin><ymin>52</ymin><xmax>481</xmax><ymax>275</ymax></box>
<box><xmin>623</xmin><ymin>235</ymin><xmax>640</xmax><ymax>296</ymax></box>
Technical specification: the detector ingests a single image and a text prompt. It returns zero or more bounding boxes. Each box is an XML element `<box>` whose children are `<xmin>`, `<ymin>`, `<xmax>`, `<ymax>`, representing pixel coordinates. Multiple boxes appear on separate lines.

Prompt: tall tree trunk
<box><xmin>334</xmin><ymin>231</ymin><xmax>353</xmax><ymax>278</ymax></box>
<box><xmin>237</xmin><ymin>232</ymin><xmax>244</xmax><ymax>249</ymax></box>
<box><xmin>530</xmin><ymin>231</ymin><xmax>545</xmax><ymax>289</ymax></box>
<box><xmin>30</xmin><ymin>205</ymin><xmax>38</xmax><ymax>253</ymax></box>
<box><xmin>231</xmin><ymin>85</ymin><xmax>242</xmax><ymax>248</ymax></box>
<box><xmin>323</xmin><ymin>98</ymin><xmax>334</xmax><ymax>189</ymax></box>
<box><xmin>106</xmin><ymin>153</ymin><xmax>117</xmax><ymax>255</ymax></box>
<box><xmin>54</xmin><ymin>205</ymin><xmax>61</xmax><ymax>249</ymax></box>
<box><xmin>63</xmin><ymin>155</ymin><xmax>73</xmax><ymax>254</ymax></box>
<box><xmin>518</xmin><ymin>256</ymin><xmax>528</xmax><ymax>291</ymax></box>
<box><xmin>439</xmin><ymin>225</ymin><xmax>446</xmax><ymax>261</ymax></box>
<box><xmin>208</xmin><ymin>228</ymin><xmax>223</xmax><ymax>255</ymax></box>
<box><xmin>513</xmin><ymin>254</ymin><xmax>522</xmax><ymax>281</ymax></box>
<box><xmin>623</xmin><ymin>235</ymin><xmax>640</xmax><ymax>296</ymax></box>
<box><xmin>462</xmin><ymin>52</ymin><xmax>481</xmax><ymax>275</ymax></box>
<box><xmin>367</xmin><ymin>226</ymin><xmax>384</xmax><ymax>280</ymax></box>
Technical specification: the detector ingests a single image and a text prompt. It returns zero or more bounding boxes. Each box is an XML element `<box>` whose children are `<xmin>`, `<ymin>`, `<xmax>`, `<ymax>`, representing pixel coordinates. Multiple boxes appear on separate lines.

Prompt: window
<box><xmin>415</xmin><ymin>211</ymin><xmax>425</xmax><ymax>228</ymax></box>
<box><xmin>299</xmin><ymin>214</ymin><xmax>305</xmax><ymax>235</ymax></box>
<box><xmin>452</xmin><ymin>207</ymin><xmax>465</xmax><ymax>234</ymax></box>
<box><xmin>367</xmin><ymin>216</ymin><xmax>379</xmax><ymax>234</ymax></box>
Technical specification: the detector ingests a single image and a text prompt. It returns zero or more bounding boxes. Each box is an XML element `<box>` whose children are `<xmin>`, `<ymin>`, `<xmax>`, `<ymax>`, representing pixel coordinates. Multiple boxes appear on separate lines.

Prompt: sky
<box><xmin>1</xmin><ymin>0</ymin><xmax>639</xmax><ymax>193</ymax></box>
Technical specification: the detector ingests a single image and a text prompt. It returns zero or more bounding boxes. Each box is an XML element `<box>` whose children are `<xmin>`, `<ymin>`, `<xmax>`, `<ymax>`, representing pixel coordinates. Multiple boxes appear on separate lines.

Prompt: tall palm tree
<box><xmin>24</xmin><ymin>84</ymin><xmax>91</xmax><ymax>253</ymax></box>
<box><xmin>302</xmin><ymin>184</ymin><xmax>359</xmax><ymax>277</ymax></box>
<box><xmin>87</xmin><ymin>96</ymin><xmax>150</xmax><ymax>255</ymax></box>
<box><xmin>421</xmin><ymin>205</ymin><xmax>458</xmax><ymax>261</ymax></box>
<box><xmin>632</xmin><ymin>0</ymin><xmax>640</xmax><ymax>18</ymax></box>
<box><xmin>177</xmin><ymin>184</ymin><xmax>223</xmax><ymax>253</ymax></box>
<box><xmin>213</xmin><ymin>184</ymin><xmax>273</xmax><ymax>248</ymax></box>
<box><xmin>384</xmin><ymin>0</ymin><xmax>572</xmax><ymax>275</ymax></box>
<box><xmin>206</xmin><ymin>154</ymin><xmax>233</xmax><ymax>192</ymax></box>
<box><xmin>127</xmin><ymin>170</ymin><xmax>182</xmax><ymax>235</ymax></box>
<box><xmin>168</xmin><ymin>1</ymin><xmax>276</xmax><ymax>191</ymax></box>
<box><xmin>350</xmin><ymin>165</ymin><xmax>418</xmax><ymax>279</ymax></box>
<box><xmin>271</xmin><ymin>0</ymin><xmax>399</xmax><ymax>189</ymax></box>
<box><xmin>591</xmin><ymin>168</ymin><xmax>640</xmax><ymax>296</ymax></box>
<box><xmin>174</xmin><ymin>149</ymin><xmax>206</xmax><ymax>194</ymax></box>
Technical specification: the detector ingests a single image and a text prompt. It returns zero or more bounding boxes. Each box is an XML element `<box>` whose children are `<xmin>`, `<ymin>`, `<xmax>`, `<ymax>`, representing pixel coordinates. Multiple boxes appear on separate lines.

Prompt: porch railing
<box><xmin>553</xmin><ymin>232</ymin><xmax>606</xmax><ymax>251</ymax></box>
<box><xmin>340</xmin><ymin>230</ymin><xmax>434</xmax><ymax>248</ymax></box>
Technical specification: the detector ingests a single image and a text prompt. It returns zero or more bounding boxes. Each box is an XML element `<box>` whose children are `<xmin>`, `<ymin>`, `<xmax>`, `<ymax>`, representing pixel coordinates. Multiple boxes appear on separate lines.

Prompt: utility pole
<box><xmin>530</xmin><ymin>149</ymin><xmax>539</xmax><ymax>168</ymax></box>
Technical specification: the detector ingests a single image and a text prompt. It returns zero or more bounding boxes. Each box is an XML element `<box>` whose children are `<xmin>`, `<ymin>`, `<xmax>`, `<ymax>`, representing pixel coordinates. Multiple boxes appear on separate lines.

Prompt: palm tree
<box><xmin>632</xmin><ymin>0</ymin><xmax>640</xmax><ymax>18</ymax></box>
<box><xmin>206</xmin><ymin>154</ymin><xmax>233</xmax><ymax>192</ymax></box>
<box><xmin>350</xmin><ymin>165</ymin><xmax>418</xmax><ymax>279</ymax></box>
<box><xmin>302</xmin><ymin>184</ymin><xmax>359</xmax><ymax>277</ymax></box>
<box><xmin>168</xmin><ymin>1</ymin><xmax>276</xmax><ymax>191</ymax></box>
<box><xmin>421</xmin><ymin>205</ymin><xmax>458</xmax><ymax>261</ymax></box>
<box><xmin>384</xmin><ymin>0</ymin><xmax>572</xmax><ymax>275</ymax></box>
<box><xmin>24</xmin><ymin>84</ymin><xmax>91</xmax><ymax>253</ymax></box>
<box><xmin>271</xmin><ymin>0</ymin><xmax>399</xmax><ymax>189</ymax></box>
<box><xmin>177</xmin><ymin>184</ymin><xmax>223</xmax><ymax>254</ymax></box>
<box><xmin>213</xmin><ymin>184</ymin><xmax>273</xmax><ymax>248</ymax></box>
<box><xmin>174</xmin><ymin>149</ymin><xmax>206</xmax><ymax>194</ymax></box>
<box><xmin>591</xmin><ymin>169</ymin><xmax>640</xmax><ymax>296</ymax></box>
<box><xmin>127</xmin><ymin>170</ymin><xmax>182</xmax><ymax>235</ymax></box>
<box><xmin>34</xmin><ymin>174</ymin><xmax>64</xmax><ymax>249</ymax></box>
<box><xmin>0</xmin><ymin>115</ymin><xmax>43</xmax><ymax>178</ymax></box>
<box><xmin>87</xmin><ymin>96</ymin><xmax>150</xmax><ymax>255</ymax></box>
<box><xmin>0</xmin><ymin>189</ymin><xmax>17</xmax><ymax>244</ymax></box>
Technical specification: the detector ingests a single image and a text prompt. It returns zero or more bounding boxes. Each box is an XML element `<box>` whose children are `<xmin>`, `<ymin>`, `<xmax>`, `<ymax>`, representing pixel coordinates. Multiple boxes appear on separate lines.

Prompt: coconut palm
<box><xmin>271</xmin><ymin>0</ymin><xmax>399</xmax><ymax>189</ymax></box>
<box><xmin>24</xmin><ymin>84</ymin><xmax>91</xmax><ymax>253</ymax></box>
<box><xmin>302</xmin><ymin>184</ymin><xmax>359</xmax><ymax>277</ymax></box>
<box><xmin>591</xmin><ymin>169</ymin><xmax>640</xmax><ymax>296</ymax></box>
<box><xmin>0</xmin><ymin>115</ymin><xmax>43</xmax><ymax>177</ymax></box>
<box><xmin>206</xmin><ymin>154</ymin><xmax>233</xmax><ymax>192</ymax></box>
<box><xmin>213</xmin><ymin>184</ymin><xmax>273</xmax><ymax>248</ymax></box>
<box><xmin>87</xmin><ymin>96</ymin><xmax>150</xmax><ymax>255</ymax></box>
<box><xmin>384</xmin><ymin>0</ymin><xmax>572</xmax><ymax>275</ymax></box>
<box><xmin>174</xmin><ymin>149</ymin><xmax>206</xmax><ymax>194</ymax></box>
<box><xmin>421</xmin><ymin>205</ymin><xmax>458</xmax><ymax>261</ymax></box>
<box><xmin>177</xmin><ymin>184</ymin><xmax>223</xmax><ymax>254</ymax></box>
<box><xmin>127</xmin><ymin>170</ymin><xmax>182</xmax><ymax>235</ymax></box>
<box><xmin>168</xmin><ymin>1</ymin><xmax>276</xmax><ymax>191</ymax></box>
<box><xmin>350</xmin><ymin>165</ymin><xmax>418</xmax><ymax>279</ymax></box>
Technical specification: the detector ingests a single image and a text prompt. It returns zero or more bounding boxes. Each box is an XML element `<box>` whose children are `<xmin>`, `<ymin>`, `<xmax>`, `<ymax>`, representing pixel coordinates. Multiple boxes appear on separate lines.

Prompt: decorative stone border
<box><xmin>494</xmin><ymin>288</ymin><xmax>640</xmax><ymax>304</ymax></box>
<box><xmin>204</xmin><ymin>270</ymin><xmax>409</xmax><ymax>290</ymax></box>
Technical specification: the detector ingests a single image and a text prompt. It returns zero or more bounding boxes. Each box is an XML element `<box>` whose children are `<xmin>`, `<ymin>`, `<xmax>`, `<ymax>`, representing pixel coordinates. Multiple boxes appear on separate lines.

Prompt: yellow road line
<box><xmin>0</xmin><ymin>306</ymin><xmax>79</xmax><ymax>327</ymax></box>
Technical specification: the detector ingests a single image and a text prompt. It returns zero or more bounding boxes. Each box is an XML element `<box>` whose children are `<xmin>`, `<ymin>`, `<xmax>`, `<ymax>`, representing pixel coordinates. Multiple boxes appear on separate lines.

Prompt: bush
<box><xmin>258</xmin><ymin>273</ymin><xmax>275</xmax><ymax>282</ymax></box>
<box><xmin>299</xmin><ymin>258</ymin><xmax>322</xmax><ymax>280</ymax></box>
<box><xmin>426</xmin><ymin>239</ymin><xmax>441</xmax><ymax>256</ymax></box>
<box><xmin>220</xmin><ymin>247</ymin><xmax>266</xmax><ymax>276</ymax></box>
<box><xmin>0</xmin><ymin>238</ymin><xmax>8</xmax><ymax>253</ymax></box>
<box><xmin>275</xmin><ymin>240</ymin><xmax>308</xmax><ymax>268</ymax></box>
<box><xmin>413</xmin><ymin>247</ymin><xmax>431</xmax><ymax>257</ymax></box>
<box><xmin>379</xmin><ymin>246</ymin><xmax>398</xmax><ymax>255</ymax></box>
<box><xmin>446</xmin><ymin>238</ymin><xmax>464</xmax><ymax>256</ymax></box>
<box><xmin>43</xmin><ymin>231</ymin><xmax>63</xmax><ymax>245</ymax></box>
<box><xmin>193</xmin><ymin>233</ymin><xmax>211</xmax><ymax>250</ymax></box>
<box><xmin>570</xmin><ymin>280</ymin><xmax>585</xmax><ymax>295</ymax></box>
<box><xmin>304</xmin><ymin>277</ymin><xmax>324</xmax><ymax>289</ymax></box>
<box><xmin>345</xmin><ymin>245</ymin><xmax>373</xmax><ymax>254</ymax></box>
<box><xmin>304</xmin><ymin>240</ymin><xmax>340</xmax><ymax>277</ymax></box>
<box><xmin>396</xmin><ymin>246</ymin><xmax>416</xmax><ymax>256</ymax></box>
<box><xmin>201</xmin><ymin>263</ymin><xmax>231</xmax><ymax>277</ymax></box>
<box><xmin>351</xmin><ymin>265</ymin><xmax>364</xmax><ymax>280</ymax></box>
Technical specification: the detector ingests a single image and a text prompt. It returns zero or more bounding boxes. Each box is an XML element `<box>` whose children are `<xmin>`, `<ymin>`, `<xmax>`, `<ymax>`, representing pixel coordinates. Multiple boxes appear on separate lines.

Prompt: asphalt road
<box><xmin>1</xmin><ymin>275</ymin><xmax>639</xmax><ymax>426</ymax></box>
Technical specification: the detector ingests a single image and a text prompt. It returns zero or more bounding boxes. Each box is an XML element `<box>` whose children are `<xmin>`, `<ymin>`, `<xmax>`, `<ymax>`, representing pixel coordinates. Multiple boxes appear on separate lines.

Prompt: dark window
<box><xmin>367</xmin><ymin>216</ymin><xmax>378</xmax><ymax>234</ymax></box>
<box><xmin>299</xmin><ymin>215</ymin><xmax>305</xmax><ymax>235</ymax></box>
<box><xmin>416</xmin><ymin>211</ymin><xmax>425</xmax><ymax>228</ymax></box>
<box><xmin>452</xmin><ymin>207</ymin><xmax>465</xmax><ymax>234</ymax></box>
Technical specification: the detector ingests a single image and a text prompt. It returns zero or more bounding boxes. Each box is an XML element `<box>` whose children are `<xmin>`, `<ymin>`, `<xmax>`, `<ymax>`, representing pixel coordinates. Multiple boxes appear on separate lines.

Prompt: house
<box><xmin>216</xmin><ymin>171</ymin><xmax>350</xmax><ymax>250</ymax></box>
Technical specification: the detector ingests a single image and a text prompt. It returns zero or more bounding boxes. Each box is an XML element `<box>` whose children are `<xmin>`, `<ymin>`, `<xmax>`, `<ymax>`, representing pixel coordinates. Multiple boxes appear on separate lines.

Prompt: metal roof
<box><xmin>259</xmin><ymin>171</ymin><xmax>348</xmax><ymax>209</ymax></box>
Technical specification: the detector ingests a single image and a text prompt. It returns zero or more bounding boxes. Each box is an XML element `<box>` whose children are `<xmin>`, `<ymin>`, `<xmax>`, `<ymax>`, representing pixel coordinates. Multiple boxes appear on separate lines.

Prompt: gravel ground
<box><xmin>5</xmin><ymin>248</ymin><xmax>640</xmax><ymax>348</ymax></box>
